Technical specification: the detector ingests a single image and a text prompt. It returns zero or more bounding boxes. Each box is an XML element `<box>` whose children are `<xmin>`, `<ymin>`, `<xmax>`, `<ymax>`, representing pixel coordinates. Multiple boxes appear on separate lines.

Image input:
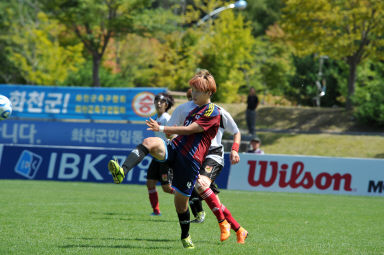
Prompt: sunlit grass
<box><xmin>1</xmin><ymin>180</ymin><xmax>383</xmax><ymax>255</ymax></box>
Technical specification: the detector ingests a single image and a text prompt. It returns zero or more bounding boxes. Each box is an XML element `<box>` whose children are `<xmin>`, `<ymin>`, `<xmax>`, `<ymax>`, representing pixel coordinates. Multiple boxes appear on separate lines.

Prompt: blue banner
<box><xmin>0</xmin><ymin>144</ymin><xmax>230</xmax><ymax>189</ymax></box>
<box><xmin>0</xmin><ymin>119</ymin><xmax>153</xmax><ymax>148</ymax></box>
<box><xmin>0</xmin><ymin>144</ymin><xmax>148</xmax><ymax>184</ymax></box>
<box><xmin>0</xmin><ymin>84</ymin><xmax>166</xmax><ymax>121</ymax></box>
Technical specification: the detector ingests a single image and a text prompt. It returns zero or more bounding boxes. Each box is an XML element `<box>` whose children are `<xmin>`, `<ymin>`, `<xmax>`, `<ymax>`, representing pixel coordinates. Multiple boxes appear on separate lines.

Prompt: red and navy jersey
<box><xmin>171</xmin><ymin>103</ymin><xmax>220</xmax><ymax>165</ymax></box>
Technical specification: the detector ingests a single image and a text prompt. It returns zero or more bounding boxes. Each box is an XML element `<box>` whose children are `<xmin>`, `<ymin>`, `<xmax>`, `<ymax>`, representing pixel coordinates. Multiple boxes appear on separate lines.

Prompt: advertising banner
<box><xmin>0</xmin><ymin>144</ymin><xmax>230</xmax><ymax>189</ymax></box>
<box><xmin>0</xmin><ymin>84</ymin><xmax>166</xmax><ymax>121</ymax></box>
<box><xmin>228</xmin><ymin>154</ymin><xmax>384</xmax><ymax>196</ymax></box>
<box><xmin>2</xmin><ymin>144</ymin><xmax>382</xmax><ymax>196</ymax></box>
<box><xmin>0</xmin><ymin>144</ymin><xmax>154</xmax><ymax>184</ymax></box>
<box><xmin>0</xmin><ymin>119</ymin><xmax>152</xmax><ymax>148</ymax></box>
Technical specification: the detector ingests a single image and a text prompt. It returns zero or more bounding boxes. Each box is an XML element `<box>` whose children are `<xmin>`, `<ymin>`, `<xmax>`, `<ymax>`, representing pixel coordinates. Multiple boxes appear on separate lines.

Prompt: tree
<box><xmin>353</xmin><ymin>60</ymin><xmax>384</xmax><ymax>126</ymax></box>
<box><xmin>242</xmin><ymin>0</ymin><xmax>284</xmax><ymax>36</ymax></box>
<box><xmin>0</xmin><ymin>1</ymin><xmax>26</xmax><ymax>84</ymax></box>
<box><xmin>41</xmin><ymin>0</ymin><xmax>152</xmax><ymax>87</ymax></box>
<box><xmin>281</xmin><ymin>0</ymin><xmax>384</xmax><ymax>109</ymax></box>
<box><xmin>2</xmin><ymin>1</ymin><xmax>84</xmax><ymax>85</ymax></box>
<box><xmin>125</xmin><ymin>0</ymin><xmax>256</xmax><ymax>102</ymax></box>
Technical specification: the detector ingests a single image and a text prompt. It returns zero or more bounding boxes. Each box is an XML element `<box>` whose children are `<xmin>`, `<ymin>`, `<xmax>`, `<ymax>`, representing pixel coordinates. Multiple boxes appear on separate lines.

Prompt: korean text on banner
<box><xmin>0</xmin><ymin>84</ymin><xmax>166</xmax><ymax>121</ymax></box>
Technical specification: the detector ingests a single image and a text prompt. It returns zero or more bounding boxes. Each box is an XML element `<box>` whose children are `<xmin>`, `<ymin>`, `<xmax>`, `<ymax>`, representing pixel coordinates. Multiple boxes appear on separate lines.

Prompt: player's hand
<box><xmin>230</xmin><ymin>150</ymin><xmax>240</xmax><ymax>165</ymax></box>
<box><xmin>146</xmin><ymin>117</ymin><xmax>159</xmax><ymax>131</ymax></box>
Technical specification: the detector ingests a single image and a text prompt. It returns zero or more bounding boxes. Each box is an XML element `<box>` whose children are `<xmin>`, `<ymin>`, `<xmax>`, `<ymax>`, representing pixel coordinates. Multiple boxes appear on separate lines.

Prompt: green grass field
<box><xmin>1</xmin><ymin>180</ymin><xmax>383</xmax><ymax>255</ymax></box>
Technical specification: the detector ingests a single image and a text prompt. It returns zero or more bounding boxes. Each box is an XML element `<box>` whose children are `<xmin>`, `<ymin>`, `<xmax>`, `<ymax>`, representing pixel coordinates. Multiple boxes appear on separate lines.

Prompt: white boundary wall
<box><xmin>228</xmin><ymin>154</ymin><xmax>384</xmax><ymax>196</ymax></box>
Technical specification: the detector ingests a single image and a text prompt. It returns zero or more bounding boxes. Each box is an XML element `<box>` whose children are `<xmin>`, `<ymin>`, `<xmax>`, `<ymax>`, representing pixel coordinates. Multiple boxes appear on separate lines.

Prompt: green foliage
<box><xmin>114</xmin><ymin>34</ymin><xmax>166</xmax><ymax>87</ymax></box>
<box><xmin>353</xmin><ymin>61</ymin><xmax>384</xmax><ymax>126</ymax></box>
<box><xmin>0</xmin><ymin>2</ymin><xmax>25</xmax><ymax>83</ymax></box>
<box><xmin>61</xmin><ymin>60</ymin><xmax>128</xmax><ymax>87</ymax></box>
<box><xmin>281</xmin><ymin>0</ymin><xmax>384</xmax><ymax>108</ymax></box>
<box><xmin>40</xmin><ymin>0</ymin><xmax>153</xmax><ymax>86</ymax></box>
<box><xmin>153</xmin><ymin>29</ymin><xmax>203</xmax><ymax>91</ymax></box>
<box><xmin>138</xmin><ymin>0</ymin><xmax>257</xmax><ymax>102</ymax></box>
<box><xmin>252</xmin><ymin>35</ymin><xmax>295</xmax><ymax>97</ymax></box>
<box><xmin>0</xmin><ymin>0</ymin><xmax>84</xmax><ymax>85</ymax></box>
<box><xmin>133</xmin><ymin>7</ymin><xmax>182</xmax><ymax>36</ymax></box>
<box><xmin>281</xmin><ymin>0</ymin><xmax>384</xmax><ymax>59</ymax></box>
<box><xmin>242</xmin><ymin>0</ymin><xmax>284</xmax><ymax>36</ymax></box>
<box><xmin>199</xmin><ymin>11</ymin><xmax>255</xmax><ymax>102</ymax></box>
<box><xmin>1</xmin><ymin>0</ymin><xmax>383</xmax><ymax>115</ymax></box>
<box><xmin>287</xmin><ymin>55</ymin><xmax>349</xmax><ymax>107</ymax></box>
<box><xmin>5</xmin><ymin>11</ymin><xmax>84</xmax><ymax>85</ymax></box>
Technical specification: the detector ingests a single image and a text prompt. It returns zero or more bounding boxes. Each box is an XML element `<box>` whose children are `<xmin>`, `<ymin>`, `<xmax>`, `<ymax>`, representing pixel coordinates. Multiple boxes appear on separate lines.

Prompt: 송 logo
<box><xmin>132</xmin><ymin>92</ymin><xmax>155</xmax><ymax>117</ymax></box>
<box><xmin>15</xmin><ymin>150</ymin><xmax>43</xmax><ymax>179</ymax></box>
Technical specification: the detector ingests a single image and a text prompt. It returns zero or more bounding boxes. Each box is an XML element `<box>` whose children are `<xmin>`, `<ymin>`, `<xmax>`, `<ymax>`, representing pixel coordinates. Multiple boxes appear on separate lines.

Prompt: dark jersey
<box><xmin>247</xmin><ymin>95</ymin><xmax>259</xmax><ymax>110</ymax></box>
<box><xmin>171</xmin><ymin>103</ymin><xmax>220</xmax><ymax>165</ymax></box>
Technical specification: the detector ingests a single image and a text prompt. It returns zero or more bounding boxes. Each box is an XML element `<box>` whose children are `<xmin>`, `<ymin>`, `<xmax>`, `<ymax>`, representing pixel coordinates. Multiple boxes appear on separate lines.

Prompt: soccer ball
<box><xmin>0</xmin><ymin>95</ymin><xmax>12</xmax><ymax>121</ymax></box>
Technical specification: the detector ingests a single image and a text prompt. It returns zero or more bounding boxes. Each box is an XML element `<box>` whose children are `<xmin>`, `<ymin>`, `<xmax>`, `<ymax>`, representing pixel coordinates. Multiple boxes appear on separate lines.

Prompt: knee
<box><xmin>194</xmin><ymin>182</ymin><xmax>204</xmax><ymax>193</ymax></box>
<box><xmin>142</xmin><ymin>137</ymin><xmax>164</xmax><ymax>159</ymax></box>
<box><xmin>174</xmin><ymin>193</ymin><xmax>189</xmax><ymax>213</ymax></box>
<box><xmin>161</xmin><ymin>184</ymin><xmax>173</xmax><ymax>194</ymax></box>
<box><xmin>146</xmin><ymin>179</ymin><xmax>156</xmax><ymax>189</ymax></box>
<box><xmin>142</xmin><ymin>138</ymin><xmax>154</xmax><ymax>150</ymax></box>
<box><xmin>176</xmin><ymin>207</ymin><xmax>187</xmax><ymax>214</ymax></box>
<box><xmin>195</xmin><ymin>176</ymin><xmax>211</xmax><ymax>194</ymax></box>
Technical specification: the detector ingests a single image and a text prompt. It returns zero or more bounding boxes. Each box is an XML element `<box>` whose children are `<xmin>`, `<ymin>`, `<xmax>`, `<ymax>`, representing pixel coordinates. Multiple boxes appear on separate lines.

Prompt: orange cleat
<box><xmin>236</xmin><ymin>227</ymin><xmax>248</xmax><ymax>244</ymax></box>
<box><xmin>219</xmin><ymin>219</ymin><xmax>231</xmax><ymax>242</ymax></box>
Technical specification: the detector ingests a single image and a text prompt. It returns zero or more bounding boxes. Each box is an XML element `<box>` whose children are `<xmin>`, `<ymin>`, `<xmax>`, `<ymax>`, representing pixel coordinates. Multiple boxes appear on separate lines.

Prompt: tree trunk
<box><xmin>346</xmin><ymin>57</ymin><xmax>358</xmax><ymax>110</ymax></box>
<box><xmin>92</xmin><ymin>53</ymin><xmax>101</xmax><ymax>87</ymax></box>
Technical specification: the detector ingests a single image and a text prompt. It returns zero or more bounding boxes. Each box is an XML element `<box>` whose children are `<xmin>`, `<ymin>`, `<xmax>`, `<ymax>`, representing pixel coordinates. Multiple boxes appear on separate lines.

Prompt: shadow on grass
<box><xmin>66</xmin><ymin>237</ymin><xmax>175</xmax><ymax>242</ymax></box>
<box><xmin>61</xmin><ymin>236</ymin><xmax>214</xmax><ymax>250</ymax></box>
<box><xmin>63</xmin><ymin>236</ymin><xmax>212</xmax><ymax>249</ymax></box>
<box><xmin>61</xmin><ymin>237</ymin><xmax>176</xmax><ymax>249</ymax></box>
<box><xmin>125</xmin><ymin>218</ymin><xmax>176</xmax><ymax>223</ymax></box>
<box><xmin>91</xmin><ymin>211</ymin><xmax>177</xmax><ymax>223</ymax></box>
<box><xmin>90</xmin><ymin>211</ymin><xmax>128</xmax><ymax>217</ymax></box>
<box><xmin>374</xmin><ymin>153</ymin><xmax>384</xmax><ymax>159</ymax></box>
<box><xmin>59</xmin><ymin>244</ymin><xmax>173</xmax><ymax>249</ymax></box>
<box><xmin>94</xmin><ymin>217</ymin><xmax>176</xmax><ymax>223</ymax></box>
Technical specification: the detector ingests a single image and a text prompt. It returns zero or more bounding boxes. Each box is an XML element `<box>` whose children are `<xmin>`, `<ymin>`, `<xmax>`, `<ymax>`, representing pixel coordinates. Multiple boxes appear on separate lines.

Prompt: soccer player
<box><xmin>186</xmin><ymin>88</ymin><xmax>192</xmax><ymax>101</ymax></box>
<box><xmin>146</xmin><ymin>92</ymin><xmax>175</xmax><ymax>216</ymax></box>
<box><xmin>107</xmin><ymin>70</ymin><xmax>228</xmax><ymax>249</ymax></box>
<box><xmin>167</xmin><ymin>71</ymin><xmax>248</xmax><ymax>244</ymax></box>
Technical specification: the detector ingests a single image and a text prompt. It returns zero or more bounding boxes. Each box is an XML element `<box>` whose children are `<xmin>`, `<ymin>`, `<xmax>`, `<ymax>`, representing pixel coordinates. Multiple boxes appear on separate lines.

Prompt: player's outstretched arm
<box><xmin>146</xmin><ymin>117</ymin><xmax>204</xmax><ymax>135</ymax></box>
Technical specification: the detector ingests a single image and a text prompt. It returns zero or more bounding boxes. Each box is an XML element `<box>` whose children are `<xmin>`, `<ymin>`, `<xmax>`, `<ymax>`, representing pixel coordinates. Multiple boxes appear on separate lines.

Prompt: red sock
<box><xmin>148</xmin><ymin>188</ymin><xmax>160</xmax><ymax>214</ymax></box>
<box><xmin>200</xmin><ymin>188</ymin><xmax>225</xmax><ymax>221</ymax></box>
<box><xmin>221</xmin><ymin>204</ymin><xmax>240</xmax><ymax>231</ymax></box>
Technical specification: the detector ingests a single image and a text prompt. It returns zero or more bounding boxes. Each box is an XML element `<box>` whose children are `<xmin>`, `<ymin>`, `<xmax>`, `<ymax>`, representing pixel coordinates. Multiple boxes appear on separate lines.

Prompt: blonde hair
<box><xmin>189</xmin><ymin>69</ymin><xmax>216</xmax><ymax>94</ymax></box>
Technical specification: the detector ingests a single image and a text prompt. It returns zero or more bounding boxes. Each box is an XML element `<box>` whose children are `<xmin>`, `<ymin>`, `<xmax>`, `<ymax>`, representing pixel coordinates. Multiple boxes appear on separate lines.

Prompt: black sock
<box><xmin>189</xmin><ymin>200</ymin><xmax>197</xmax><ymax>217</ymax></box>
<box><xmin>122</xmin><ymin>144</ymin><xmax>149</xmax><ymax>175</ymax></box>
<box><xmin>191</xmin><ymin>189</ymin><xmax>203</xmax><ymax>213</ymax></box>
<box><xmin>177</xmin><ymin>209</ymin><xmax>190</xmax><ymax>239</ymax></box>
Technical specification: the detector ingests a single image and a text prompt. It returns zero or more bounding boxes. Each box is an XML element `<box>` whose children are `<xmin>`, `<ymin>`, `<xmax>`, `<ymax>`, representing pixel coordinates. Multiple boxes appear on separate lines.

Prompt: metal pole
<box><xmin>197</xmin><ymin>0</ymin><xmax>247</xmax><ymax>26</ymax></box>
<box><xmin>314</xmin><ymin>55</ymin><xmax>328</xmax><ymax>107</ymax></box>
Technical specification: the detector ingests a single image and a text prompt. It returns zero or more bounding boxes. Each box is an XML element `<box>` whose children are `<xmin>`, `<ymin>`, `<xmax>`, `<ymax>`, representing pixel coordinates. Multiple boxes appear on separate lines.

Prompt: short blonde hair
<box><xmin>189</xmin><ymin>69</ymin><xmax>216</xmax><ymax>94</ymax></box>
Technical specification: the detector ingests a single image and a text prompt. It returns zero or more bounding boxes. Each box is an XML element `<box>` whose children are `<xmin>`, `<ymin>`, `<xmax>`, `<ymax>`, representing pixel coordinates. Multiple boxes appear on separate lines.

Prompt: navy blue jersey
<box><xmin>171</xmin><ymin>103</ymin><xmax>220</xmax><ymax>165</ymax></box>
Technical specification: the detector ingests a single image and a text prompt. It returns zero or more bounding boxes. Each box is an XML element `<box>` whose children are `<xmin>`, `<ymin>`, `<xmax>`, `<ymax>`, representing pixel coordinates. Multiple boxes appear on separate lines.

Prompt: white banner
<box><xmin>228</xmin><ymin>154</ymin><xmax>384</xmax><ymax>196</ymax></box>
